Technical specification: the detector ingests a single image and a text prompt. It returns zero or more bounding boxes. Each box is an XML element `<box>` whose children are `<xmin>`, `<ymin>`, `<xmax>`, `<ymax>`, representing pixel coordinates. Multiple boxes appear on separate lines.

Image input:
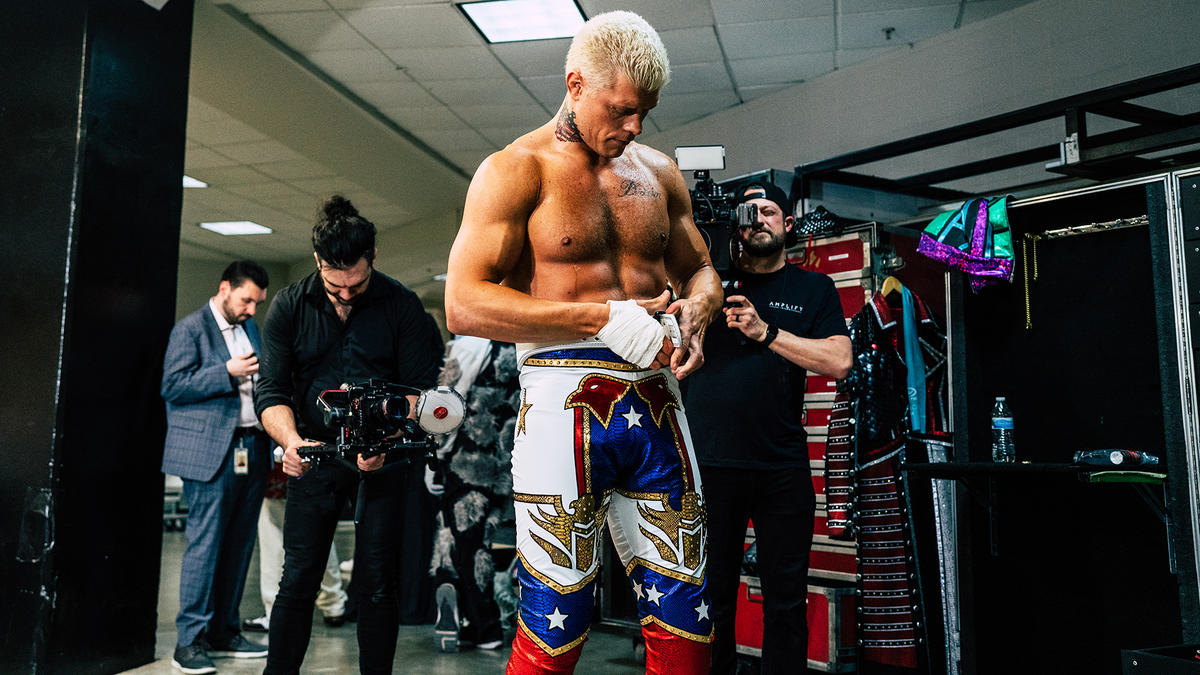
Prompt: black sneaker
<box><xmin>207</xmin><ymin>633</ymin><xmax>268</xmax><ymax>659</ymax></box>
<box><xmin>171</xmin><ymin>644</ymin><xmax>216</xmax><ymax>674</ymax></box>
<box><xmin>434</xmin><ymin>582</ymin><xmax>460</xmax><ymax>653</ymax></box>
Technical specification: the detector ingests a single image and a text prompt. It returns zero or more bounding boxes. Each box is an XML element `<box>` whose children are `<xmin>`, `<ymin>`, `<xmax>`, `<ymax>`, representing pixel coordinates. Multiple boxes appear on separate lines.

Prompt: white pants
<box><xmin>258</xmin><ymin>497</ymin><xmax>347</xmax><ymax>619</ymax></box>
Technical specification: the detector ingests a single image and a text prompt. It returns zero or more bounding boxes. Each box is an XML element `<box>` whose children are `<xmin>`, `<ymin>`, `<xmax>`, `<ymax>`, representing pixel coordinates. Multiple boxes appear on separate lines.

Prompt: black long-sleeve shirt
<box><xmin>254</xmin><ymin>270</ymin><xmax>441</xmax><ymax>442</ymax></box>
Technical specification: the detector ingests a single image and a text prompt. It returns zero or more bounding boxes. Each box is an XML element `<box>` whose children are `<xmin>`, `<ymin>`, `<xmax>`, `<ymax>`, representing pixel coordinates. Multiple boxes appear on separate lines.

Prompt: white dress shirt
<box><xmin>209</xmin><ymin>299</ymin><xmax>260</xmax><ymax>428</ymax></box>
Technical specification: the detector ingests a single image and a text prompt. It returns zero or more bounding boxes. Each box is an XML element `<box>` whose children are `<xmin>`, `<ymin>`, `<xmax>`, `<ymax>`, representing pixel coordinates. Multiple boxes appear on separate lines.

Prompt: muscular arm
<box><xmin>445</xmin><ymin>149</ymin><xmax>609</xmax><ymax>342</ymax></box>
<box><xmin>765</xmin><ymin>332</ymin><xmax>852</xmax><ymax>380</ymax></box>
<box><xmin>659</xmin><ymin>161</ymin><xmax>723</xmax><ymax>378</ymax></box>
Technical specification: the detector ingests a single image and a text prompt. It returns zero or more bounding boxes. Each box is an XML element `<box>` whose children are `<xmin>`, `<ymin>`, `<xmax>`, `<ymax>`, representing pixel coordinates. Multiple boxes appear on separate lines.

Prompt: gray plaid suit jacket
<box><xmin>160</xmin><ymin>304</ymin><xmax>262</xmax><ymax>482</ymax></box>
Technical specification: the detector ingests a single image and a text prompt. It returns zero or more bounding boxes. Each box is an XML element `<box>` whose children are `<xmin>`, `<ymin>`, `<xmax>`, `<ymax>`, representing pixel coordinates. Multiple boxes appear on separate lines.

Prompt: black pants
<box><xmin>701</xmin><ymin>465</ymin><xmax>815</xmax><ymax>675</ymax></box>
<box><xmin>264</xmin><ymin>461</ymin><xmax>408</xmax><ymax>675</ymax></box>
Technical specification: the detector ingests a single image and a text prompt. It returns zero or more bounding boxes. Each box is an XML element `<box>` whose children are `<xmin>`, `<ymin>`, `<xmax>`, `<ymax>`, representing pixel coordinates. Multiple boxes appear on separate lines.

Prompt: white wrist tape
<box><xmin>596</xmin><ymin>299</ymin><xmax>665</xmax><ymax>368</ymax></box>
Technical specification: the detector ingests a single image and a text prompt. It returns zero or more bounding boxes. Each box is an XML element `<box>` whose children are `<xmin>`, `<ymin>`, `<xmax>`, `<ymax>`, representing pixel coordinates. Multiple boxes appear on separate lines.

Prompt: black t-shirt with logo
<box><xmin>684</xmin><ymin>263</ymin><xmax>849</xmax><ymax>469</ymax></box>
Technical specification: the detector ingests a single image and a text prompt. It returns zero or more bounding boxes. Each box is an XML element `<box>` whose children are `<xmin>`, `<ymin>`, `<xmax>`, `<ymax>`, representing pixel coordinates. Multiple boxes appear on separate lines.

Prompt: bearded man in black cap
<box><xmin>683</xmin><ymin>182</ymin><xmax>852</xmax><ymax>674</ymax></box>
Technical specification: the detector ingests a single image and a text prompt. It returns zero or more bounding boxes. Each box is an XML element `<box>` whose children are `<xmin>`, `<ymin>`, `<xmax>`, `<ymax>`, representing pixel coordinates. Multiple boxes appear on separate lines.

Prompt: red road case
<box><xmin>735</xmin><ymin>576</ymin><xmax>857</xmax><ymax>672</ymax></box>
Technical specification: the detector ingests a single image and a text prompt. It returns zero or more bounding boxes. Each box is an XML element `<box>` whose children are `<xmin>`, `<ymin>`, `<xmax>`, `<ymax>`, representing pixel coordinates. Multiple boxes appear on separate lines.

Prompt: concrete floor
<box><xmin>124</xmin><ymin>522</ymin><xmax>646</xmax><ymax>674</ymax></box>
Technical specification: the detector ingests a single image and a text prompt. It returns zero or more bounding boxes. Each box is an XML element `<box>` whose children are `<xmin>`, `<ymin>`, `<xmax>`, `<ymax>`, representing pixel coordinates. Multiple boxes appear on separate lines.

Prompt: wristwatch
<box><xmin>760</xmin><ymin>323</ymin><xmax>778</xmax><ymax>347</ymax></box>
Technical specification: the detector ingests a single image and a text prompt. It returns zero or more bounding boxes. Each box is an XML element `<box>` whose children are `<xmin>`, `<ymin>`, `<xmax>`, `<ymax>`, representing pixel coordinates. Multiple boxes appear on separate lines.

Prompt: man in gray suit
<box><xmin>162</xmin><ymin>260</ymin><xmax>271</xmax><ymax>674</ymax></box>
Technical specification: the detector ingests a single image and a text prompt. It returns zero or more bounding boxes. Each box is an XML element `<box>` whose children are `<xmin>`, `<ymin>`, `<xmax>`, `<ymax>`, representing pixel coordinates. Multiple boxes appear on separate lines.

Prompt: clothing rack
<box><xmin>1038</xmin><ymin>214</ymin><xmax>1150</xmax><ymax>240</ymax></box>
<box><xmin>1022</xmin><ymin>214</ymin><xmax>1149</xmax><ymax>328</ymax></box>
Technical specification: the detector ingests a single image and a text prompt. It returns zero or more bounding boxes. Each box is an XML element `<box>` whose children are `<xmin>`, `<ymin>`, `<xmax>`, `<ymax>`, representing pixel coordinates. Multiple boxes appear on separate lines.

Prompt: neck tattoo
<box><xmin>555</xmin><ymin>107</ymin><xmax>583</xmax><ymax>143</ymax></box>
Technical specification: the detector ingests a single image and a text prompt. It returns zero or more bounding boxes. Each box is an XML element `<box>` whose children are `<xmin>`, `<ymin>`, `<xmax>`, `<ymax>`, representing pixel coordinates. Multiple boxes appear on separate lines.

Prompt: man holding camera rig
<box><xmin>254</xmin><ymin>195</ymin><xmax>441</xmax><ymax>675</ymax></box>
<box><xmin>445</xmin><ymin>11</ymin><xmax>722</xmax><ymax>673</ymax></box>
<box><xmin>683</xmin><ymin>182</ymin><xmax>851</xmax><ymax>674</ymax></box>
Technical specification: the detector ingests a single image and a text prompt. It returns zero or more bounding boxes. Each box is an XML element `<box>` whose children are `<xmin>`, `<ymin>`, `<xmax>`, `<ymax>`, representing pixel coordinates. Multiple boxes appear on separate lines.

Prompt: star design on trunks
<box><xmin>695</xmin><ymin>599</ymin><xmax>710</xmax><ymax>622</ymax></box>
<box><xmin>645</xmin><ymin>584</ymin><xmax>664</xmax><ymax>606</ymax></box>
<box><xmin>546</xmin><ymin>606</ymin><xmax>568</xmax><ymax>631</ymax></box>
<box><xmin>622</xmin><ymin>406</ymin><xmax>643</xmax><ymax>429</ymax></box>
<box><xmin>517</xmin><ymin>389</ymin><xmax>532</xmax><ymax>436</ymax></box>
<box><xmin>631</xmin><ymin>580</ymin><xmax>643</xmax><ymax>599</ymax></box>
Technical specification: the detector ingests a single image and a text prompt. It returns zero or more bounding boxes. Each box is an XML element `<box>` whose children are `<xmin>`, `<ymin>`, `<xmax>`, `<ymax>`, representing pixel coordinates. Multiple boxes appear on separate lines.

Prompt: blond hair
<box><xmin>565</xmin><ymin>11</ymin><xmax>670</xmax><ymax>92</ymax></box>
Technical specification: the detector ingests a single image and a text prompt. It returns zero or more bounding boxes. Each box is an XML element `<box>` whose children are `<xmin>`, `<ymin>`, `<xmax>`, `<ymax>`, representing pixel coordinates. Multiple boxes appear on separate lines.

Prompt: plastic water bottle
<box><xmin>991</xmin><ymin>397</ymin><xmax>1016</xmax><ymax>463</ymax></box>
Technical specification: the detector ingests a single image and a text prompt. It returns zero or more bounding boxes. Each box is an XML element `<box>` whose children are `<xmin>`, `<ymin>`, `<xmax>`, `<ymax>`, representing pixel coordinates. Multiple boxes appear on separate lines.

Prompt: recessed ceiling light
<box><xmin>183</xmin><ymin>175</ymin><xmax>208</xmax><ymax>188</ymax></box>
<box><xmin>199</xmin><ymin>221</ymin><xmax>272</xmax><ymax>236</ymax></box>
<box><xmin>459</xmin><ymin>0</ymin><xmax>585</xmax><ymax>44</ymax></box>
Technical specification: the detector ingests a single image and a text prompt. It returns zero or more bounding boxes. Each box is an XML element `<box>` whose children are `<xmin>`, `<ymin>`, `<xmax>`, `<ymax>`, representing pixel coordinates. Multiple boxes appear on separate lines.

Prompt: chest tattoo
<box><xmin>618</xmin><ymin>178</ymin><xmax>661</xmax><ymax>199</ymax></box>
<box><xmin>555</xmin><ymin>109</ymin><xmax>583</xmax><ymax>143</ymax></box>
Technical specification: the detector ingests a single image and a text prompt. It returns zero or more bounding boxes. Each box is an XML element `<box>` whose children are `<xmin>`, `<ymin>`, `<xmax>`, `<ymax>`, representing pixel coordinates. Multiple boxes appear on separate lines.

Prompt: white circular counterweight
<box><xmin>415</xmin><ymin>386</ymin><xmax>466</xmax><ymax>434</ymax></box>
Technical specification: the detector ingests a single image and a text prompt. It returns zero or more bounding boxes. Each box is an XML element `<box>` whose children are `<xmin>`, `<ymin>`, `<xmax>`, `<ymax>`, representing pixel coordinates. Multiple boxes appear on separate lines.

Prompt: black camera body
<box><xmin>298</xmin><ymin>379</ymin><xmax>465</xmax><ymax>470</ymax></box>
<box><xmin>689</xmin><ymin>169</ymin><xmax>757</xmax><ymax>276</ymax></box>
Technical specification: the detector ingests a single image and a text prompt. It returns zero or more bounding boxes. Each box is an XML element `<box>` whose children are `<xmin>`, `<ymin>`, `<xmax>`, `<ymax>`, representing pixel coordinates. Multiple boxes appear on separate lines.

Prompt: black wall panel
<box><xmin>0</xmin><ymin>1</ymin><xmax>193</xmax><ymax>672</ymax></box>
<box><xmin>953</xmin><ymin>183</ymin><xmax>1188</xmax><ymax>674</ymax></box>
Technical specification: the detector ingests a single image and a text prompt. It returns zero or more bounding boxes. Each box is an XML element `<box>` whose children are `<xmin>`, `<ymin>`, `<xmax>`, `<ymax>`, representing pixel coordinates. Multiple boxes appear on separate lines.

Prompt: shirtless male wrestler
<box><xmin>444</xmin><ymin>11</ymin><xmax>722</xmax><ymax>674</ymax></box>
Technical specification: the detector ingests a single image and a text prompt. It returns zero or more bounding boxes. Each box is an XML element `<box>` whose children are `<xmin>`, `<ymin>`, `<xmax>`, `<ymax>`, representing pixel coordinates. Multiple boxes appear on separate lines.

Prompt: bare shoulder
<box><xmin>477</xmin><ymin>138</ymin><xmax>539</xmax><ymax>183</ymax></box>
<box><xmin>628</xmin><ymin>142</ymin><xmax>687</xmax><ymax>192</ymax></box>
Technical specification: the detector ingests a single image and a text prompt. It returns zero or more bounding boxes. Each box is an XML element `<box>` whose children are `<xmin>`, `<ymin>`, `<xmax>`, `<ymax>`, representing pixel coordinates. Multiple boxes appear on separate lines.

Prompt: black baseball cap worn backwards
<box><xmin>735</xmin><ymin>182</ymin><xmax>791</xmax><ymax>215</ymax></box>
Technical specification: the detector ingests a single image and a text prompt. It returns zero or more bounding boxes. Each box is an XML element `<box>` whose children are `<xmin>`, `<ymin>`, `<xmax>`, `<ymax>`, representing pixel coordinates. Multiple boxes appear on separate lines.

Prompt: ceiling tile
<box><xmin>186</xmin><ymin>118</ymin><xmax>269</xmax><ymax>146</ymax></box>
<box><xmin>364</xmin><ymin>205</ymin><xmax>411</xmax><ymax>227</ymax></box>
<box><xmin>711</xmin><ymin>0</ymin><xmax>833</xmax><ymax>23</ymax></box>
<box><xmin>220</xmin><ymin>0</ymin><xmax>328</xmax><ymax>12</ymax></box>
<box><xmin>453</xmin><ymin>104</ymin><xmax>548</xmax><ymax>129</ymax></box>
<box><xmin>187</xmin><ymin>165</ymin><xmax>275</xmax><ymax>187</ymax></box>
<box><xmin>251</xmin><ymin>193</ymin><xmax>322</xmax><ymax>215</ymax></box>
<box><xmin>658</xmin><ymin>26</ymin><xmax>723</xmax><ymax>66</ymax></box>
<box><xmin>179</xmin><ymin>239</ymin><xmax>239</xmax><ymax>263</ymax></box>
<box><xmin>289</xmin><ymin>177</ymin><xmax>367</xmax><ymax>196</ymax></box>
<box><xmin>380</xmin><ymin>105</ymin><xmax>471</xmax><ymax>132</ymax></box>
<box><xmin>251</xmin><ymin>10</ymin><xmax>373</xmax><ymax>52</ymax></box>
<box><xmin>223</xmin><ymin>181</ymin><xmax>309</xmax><ymax>201</ymax></box>
<box><xmin>836</xmin><ymin>45</ymin><xmax>904</xmax><ymax>68</ymax></box>
<box><xmin>719</xmin><ymin>16</ymin><xmax>836</xmax><ymax>60</ymax></box>
<box><xmin>648</xmin><ymin>112</ymin><xmax>710</xmax><ymax>131</ymax></box>
<box><xmin>252</xmin><ymin>158</ymin><xmax>335</xmax><ymax>181</ymax></box>
<box><xmin>343</xmin><ymin>5</ymin><xmax>482</xmax><ymax>49</ymax></box>
<box><xmin>739</xmin><ymin>83</ymin><xmax>793</xmax><ymax>102</ymax></box>
<box><xmin>960</xmin><ymin>0</ymin><xmax>1038</xmax><ymax>25</ymax></box>
<box><xmin>520</xmin><ymin>74</ymin><xmax>567</xmax><ymax>110</ymax></box>
<box><xmin>305</xmin><ymin>49</ymin><xmax>406</xmax><ymax>83</ymax></box>
<box><xmin>418</xmin><ymin>129</ymin><xmax>496</xmax><ymax>154</ymax></box>
<box><xmin>579</xmin><ymin>0</ymin><xmax>715</xmax><ymax>30</ymax></box>
<box><xmin>187</xmin><ymin>96</ymin><xmax>230</xmax><ymax>123</ymax></box>
<box><xmin>729</xmin><ymin>51</ymin><xmax>834</xmax><ymax>87</ymax></box>
<box><xmin>445</xmin><ymin>150</ymin><xmax>492</xmax><ymax>173</ymax></box>
<box><xmin>184</xmin><ymin>147</ymin><xmax>241</xmax><ymax>170</ymax></box>
<box><xmin>475</xmin><ymin>126</ymin><xmax>536</xmax><ymax>147</ymax></box>
<box><xmin>840</xmin><ymin>0</ymin><xmax>958</xmax><ymax>13</ymax></box>
<box><xmin>838</xmin><ymin>6</ymin><xmax>959</xmax><ymax>50</ymax></box>
<box><xmin>384</xmin><ymin>46</ymin><xmax>510</xmax><ymax>80</ymax></box>
<box><xmin>327</xmin><ymin>0</ymin><xmax>455</xmax><ymax>7</ymax></box>
<box><xmin>349</xmin><ymin>81</ymin><xmax>441</xmax><ymax>109</ymax></box>
<box><xmin>213</xmin><ymin>140</ymin><xmax>303</xmax><ymax>164</ymax></box>
<box><xmin>665</xmin><ymin>62</ymin><xmax>733</xmax><ymax>94</ymax></box>
<box><xmin>650</xmin><ymin>89</ymin><xmax>741</xmax><ymax>122</ymax></box>
<box><xmin>490</xmin><ymin>38</ymin><xmax>571</xmax><ymax>78</ymax></box>
<box><xmin>424</xmin><ymin>78</ymin><xmax>539</xmax><ymax>107</ymax></box>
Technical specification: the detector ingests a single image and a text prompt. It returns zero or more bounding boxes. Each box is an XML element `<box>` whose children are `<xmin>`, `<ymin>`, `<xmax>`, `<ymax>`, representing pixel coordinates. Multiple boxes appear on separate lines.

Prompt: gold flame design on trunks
<box><xmin>526</xmin><ymin>492</ymin><xmax>610</xmax><ymax>572</ymax></box>
<box><xmin>637</xmin><ymin>491</ymin><xmax>706</xmax><ymax>570</ymax></box>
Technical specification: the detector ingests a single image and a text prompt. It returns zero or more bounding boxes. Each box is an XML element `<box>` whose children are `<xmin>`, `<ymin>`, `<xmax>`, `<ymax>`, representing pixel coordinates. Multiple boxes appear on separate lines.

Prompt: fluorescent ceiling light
<box><xmin>182</xmin><ymin>175</ymin><xmax>207</xmax><ymax>188</ymax></box>
<box><xmin>459</xmin><ymin>0</ymin><xmax>585</xmax><ymax>44</ymax></box>
<box><xmin>199</xmin><ymin>221</ymin><xmax>272</xmax><ymax>236</ymax></box>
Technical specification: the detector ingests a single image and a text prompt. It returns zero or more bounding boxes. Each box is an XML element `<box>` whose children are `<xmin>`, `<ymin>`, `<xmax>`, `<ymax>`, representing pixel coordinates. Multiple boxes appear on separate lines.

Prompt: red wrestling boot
<box><xmin>642</xmin><ymin>622</ymin><xmax>711</xmax><ymax>674</ymax></box>
<box><xmin>506</xmin><ymin>624</ymin><xmax>585</xmax><ymax>674</ymax></box>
